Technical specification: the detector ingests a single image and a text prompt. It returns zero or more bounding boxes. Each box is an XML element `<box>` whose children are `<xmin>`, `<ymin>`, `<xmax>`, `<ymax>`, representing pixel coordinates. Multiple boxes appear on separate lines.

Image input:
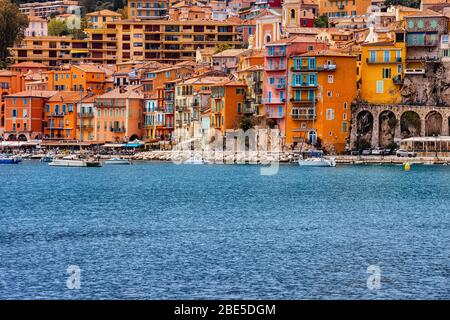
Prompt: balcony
<box><xmin>266</xmin><ymin>49</ymin><xmax>286</xmax><ymax>57</ymax></box>
<box><xmin>265</xmin><ymin>64</ymin><xmax>286</xmax><ymax>72</ymax></box>
<box><xmin>393</xmin><ymin>75</ymin><xmax>403</xmax><ymax>85</ymax></box>
<box><xmin>291</xmin><ymin>113</ymin><xmax>316</xmax><ymax>120</ymax></box>
<box><xmin>366</xmin><ymin>57</ymin><xmax>402</xmax><ymax>64</ymax></box>
<box><xmin>267</xmin><ymin>112</ymin><xmax>285</xmax><ymax>119</ymax></box>
<box><xmin>291</xmin><ymin>83</ymin><xmax>318</xmax><ymax>88</ymax></box>
<box><xmin>404</xmin><ymin>68</ymin><xmax>425</xmax><ymax>74</ymax></box>
<box><xmin>291</xmin><ymin>64</ymin><xmax>336</xmax><ymax>72</ymax></box>
<box><xmin>110</xmin><ymin>127</ymin><xmax>125</xmax><ymax>132</ymax></box>
<box><xmin>290</xmin><ymin>97</ymin><xmax>316</xmax><ymax>104</ymax></box>
<box><xmin>78</xmin><ymin>124</ymin><xmax>94</xmax><ymax>129</ymax></box>
<box><xmin>77</xmin><ymin>112</ymin><xmax>94</xmax><ymax>118</ymax></box>
<box><xmin>264</xmin><ymin>99</ymin><xmax>286</xmax><ymax>104</ymax></box>
<box><xmin>49</xmin><ymin>112</ymin><xmax>65</xmax><ymax>117</ymax></box>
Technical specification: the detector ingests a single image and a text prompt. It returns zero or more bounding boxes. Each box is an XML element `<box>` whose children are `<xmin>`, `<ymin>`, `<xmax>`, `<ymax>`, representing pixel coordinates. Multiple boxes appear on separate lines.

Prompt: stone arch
<box><xmin>401</xmin><ymin>111</ymin><xmax>421</xmax><ymax>138</ymax></box>
<box><xmin>379</xmin><ymin>110</ymin><xmax>397</xmax><ymax>147</ymax></box>
<box><xmin>18</xmin><ymin>134</ymin><xmax>28</xmax><ymax>141</ymax></box>
<box><xmin>32</xmin><ymin>133</ymin><xmax>42</xmax><ymax>140</ymax></box>
<box><xmin>6</xmin><ymin>134</ymin><xmax>16</xmax><ymax>141</ymax></box>
<box><xmin>265</xmin><ymin>34</ymin><xmax>271</xmax><ymax>44</ymax></box>
<box><xmin>129</xmin><ymin>134</ymin><xmax>140</xmax><ymax>141</ymax></box>
<box><xmin>425</xmin><ymin>111</ymin><xmax>443</xmax><ymax>136</ymax></box>
<box><xmin>290</xmin><ymin>9</ymin><xmax>296</xmax><ymax>19</ymax></box>
<box><xmin>356</xmin><ymin>110</ymin><xmax>374</xmax><ymax>148</ymax></box>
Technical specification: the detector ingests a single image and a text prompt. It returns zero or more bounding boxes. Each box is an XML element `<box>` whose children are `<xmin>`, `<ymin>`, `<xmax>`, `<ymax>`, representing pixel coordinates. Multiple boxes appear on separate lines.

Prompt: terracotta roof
<box><xmin>299</xmin><ymin>49</ymin><xmax>355</xmax><ymax>57</ymax></box>
<box><xmin>73</xmin><ymin>64</ymin><xmax>106</xmax><ymax>73</ymax></box>
<box><xmin>9</xmin><ymin>62</ymin><xmax>48</xmax><ymax>69</ymax></box>
<box><xmin>212</xmin><ymin>79</ymin><xmax>246</xmax><ymax>87</ymax></box>
<box><xmin>47</xmin><ymin>91</ymin><xmax>89</xmax><ymax>102</ymax></box>
<box><xmin>5</xmin><ymin>90</ymin><xmax>57</xmax><ymax>98</ymax></box>
<box><xmin>213</xmin><ymin>49</ymin><xmax>248</xmax><ymax>58</ymax></box>
<box><xmin>86</xmin><ymin>9</ymin><xmax>122</xmax><ymax>17</ymax></box>
<box><xmin>0</xmin><ymin>70</ymin><xmax>18</xmax><ymax>77</ymax></box>
<box><xmin>406</xmin><ymin>9</ymin><xmax>446</xmax><ymax>18</ymax></box>
<box><xmin>96</xmin><ymin>86</ymin><xmax>144</xmax><ymax>99</ymax></box>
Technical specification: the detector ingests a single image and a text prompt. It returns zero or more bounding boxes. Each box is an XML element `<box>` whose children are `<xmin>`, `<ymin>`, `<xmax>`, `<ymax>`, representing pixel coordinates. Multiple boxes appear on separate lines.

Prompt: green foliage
<box><xmin>266</xmin><ymin>118</ymin><xmax>276</xmax><ymax>129</ymax></box>
<box><xmin>48</xmin><ymin>19</ymin><xmax>69</xmax><ymax>36</ymax></box>
<box><xmin>0</xmin><ymin>0</ymin><xmax>28</xmax><ymax>68</ymax></box>
<box><xmin>214</xmin><ymin>43</ymin><xmax>232</xmax><ymax>54</ymax></box>
<box><xmin>314</xmin><ymin>15</ymin><xmax>328</xmax><ymax>28</ymax></box>
<box><xmin>239</xmin><ymin>116</ymin><xmax>255</xmax><ymax>132</ymax></box>
<box><xmin>68</xmin><ymin>17</ymin><xmax>89</xmax><ymax>40</ymax></box>
<box><xmin>384</xmin><ymin>0</ymin><xmax>421</xmax><ymax>8</ymax></box>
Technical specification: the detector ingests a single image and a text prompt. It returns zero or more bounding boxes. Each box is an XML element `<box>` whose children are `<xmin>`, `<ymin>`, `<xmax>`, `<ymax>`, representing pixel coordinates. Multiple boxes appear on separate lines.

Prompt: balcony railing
<box><xmin>110</xmin><ymin>127</ymin><xmax>125</xmax><ymax>132</ymax></box>
<box><xmin>393</xmin><ymin>75</ymin><xmax>403</xmax><ymax>85</ymax></box>
<box><xmin>264</xmin><ymin>99</ymin><xmax>286</xmax><ymax>104</ymax></box>
<box><xmin>290</xmin><ymin>98</ymin><xmax>316</xmax><ymax>104</ymax></box>
<box><xmin>291</xmin><ymin>64</ymin><xmax>336</xmax><ymax>72</ymax></box>
<box><xmin>291</xmin><ymin>113</ymin><xmax>316</xmax><ymax>120</ymax></box>
<box><xmin>77</xmin><ymin>112</ymin><xmax>94</xmax><ymax>118</ymax></box>
<box><xmin>366</xmin><ymin>57</ymin><xmax>402</xmax><ymax>64</ymax></box>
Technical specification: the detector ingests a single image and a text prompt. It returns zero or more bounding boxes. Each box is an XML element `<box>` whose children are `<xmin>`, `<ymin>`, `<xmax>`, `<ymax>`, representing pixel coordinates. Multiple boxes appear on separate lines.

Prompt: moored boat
<box><xmin>104</xmin><ymin>158</ymin><xmax>132</xmax><ymax>165</ymax></box>
<box><xmin>298</xmin><ymin>150</ymin><xmax>336</xmax><ymax>167</ymax></box>
<box><xmin>49</xmin><ymin>157</ymin><xmax>102</xmax><ymax>167</ymax></box>
<box><xmin>0</xmin><ymin>156</ymin><xmax>22</xmax><ymax>164</ymax></box>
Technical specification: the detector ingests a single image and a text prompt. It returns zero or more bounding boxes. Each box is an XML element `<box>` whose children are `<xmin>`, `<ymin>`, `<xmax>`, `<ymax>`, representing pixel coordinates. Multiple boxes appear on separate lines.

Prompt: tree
<box><xmin>384</xmin><ymin>0</ymin><xmax>421</xmax><ymax>8</ymax></box>
<box><xmin>239</xmin><ymin>116</ymin><xmax>255</xmax><ymax>132</ymax></box>
<box><xmin>0</xmin><ymin>0</ymin><xmax>28</xmax><ymax>68</ymax></box>
<box><xmin>79</xmin><ymin>0</ymin><xmax>97</xmax><ymax>14</ymax></box>
<box><xmin>117</xmin><ymin>7</ymin><xmax>128</xmax><ymax>19</ymax></box>
<box><xmin>214</xmin><ymin>43</ymin><xmax>232</xmax><ymax>54</ymax></box>
<box><xmin>113</xmin><ymin>0</ymin><xmax>125</xmax><ymax>11</ymax></box>
<box><xmin>48</xmin><ymin>19</ymin><xmax>69</xmax><ymax>36</ymax></box>
<box><xmin>314</xmin><ymin>15</ymin><xmax>328</xmax><ymax>28</ymax></box>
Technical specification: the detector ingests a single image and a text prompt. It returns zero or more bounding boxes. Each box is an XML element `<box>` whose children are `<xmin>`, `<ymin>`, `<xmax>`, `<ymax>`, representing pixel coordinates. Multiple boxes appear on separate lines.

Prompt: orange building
<box><xmin>3</xmin><ymin>90</ymin><xmax>56</xmax><ymax>141</ymax></box>
<box><xmin>44</xmin><ymin>91</ymin><xmax>89</xmax><ymax>140</ymax></box>
<box><xmin>210</xmin><ymin>80</ymin><xmax>248</xmax><ymax>134</ymax></box>
<box><xmin>94</xmin><ymin>86</ymin><xmax>144</xmax><ymax>143</ymax></box>
<box><xmin>47</xmin><ymin>65</ymin><xmax>108</xmax><ymax>94</ymax></box>
<box><xmin>0</xmin><ymin>71</ymin><xmax>25</xmax><ymax>133</ymax></box>
<box><xmin>287</xmin><ymin>50</ymin><xmax>357</xmax><ymax>153</ymax></box>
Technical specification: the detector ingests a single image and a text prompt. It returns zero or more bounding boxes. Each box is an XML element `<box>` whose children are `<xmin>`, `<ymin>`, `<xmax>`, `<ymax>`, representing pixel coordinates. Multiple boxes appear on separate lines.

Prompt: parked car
<box><xmin>396</xmin><ymin>149</ymin><xmax>416</xmax><ymax>157</ymax></box>
<box><xmin>351</xmin><ymin>149</ymin><xmax>361</xmax><ymax>156</ymax></box>
<box><xmin>362</xmin><ymin>149</ymin><xmax>372</xmax><ymax>156</ymax></box>
<box><xmin>371</xmin><ymin>147</ymin><xmax>384</xmax><ymax>155</ymax></box>
<box><xmin>383</xmin><ymin>148</ymin><xmax>393</xmax><ymax>155</ymax></box>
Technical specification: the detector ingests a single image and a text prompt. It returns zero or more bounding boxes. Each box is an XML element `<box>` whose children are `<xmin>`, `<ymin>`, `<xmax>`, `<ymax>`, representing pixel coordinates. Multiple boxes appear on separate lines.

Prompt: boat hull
<box><xmin>0</xmin><ymin>158</ymin><xmax>21</xmax><ymax>164</ymax></box>
<box><xmin>49</xmin><ymin>160</ymin><xmax>102</xmax><ymax>167</ymax></box>
<box><xmin>105</xmin><ymin>159</ymin><xmax>131</xmax><ymax>165</ymax></box>
<box><xmin>299</xmin><ymin>158</ymin><xmax>336</xmax><ymax>167</ymax></box>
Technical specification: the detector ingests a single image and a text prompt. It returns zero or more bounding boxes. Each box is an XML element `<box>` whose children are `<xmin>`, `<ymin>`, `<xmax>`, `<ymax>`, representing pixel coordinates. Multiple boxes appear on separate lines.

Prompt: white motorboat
<box><xmin>298</xmin><ymin>157</ymin><xmax>336</xmax><ymax>167</ymax></box>
<box><xmin>49</xmin><ymin>157</ymin><xmax>102</xmax><ymax>167</ymax></box>
<box><xmin>105</xmin><ymin>158</ymin><xmax>132</xmax><ymax>165</ymax></box>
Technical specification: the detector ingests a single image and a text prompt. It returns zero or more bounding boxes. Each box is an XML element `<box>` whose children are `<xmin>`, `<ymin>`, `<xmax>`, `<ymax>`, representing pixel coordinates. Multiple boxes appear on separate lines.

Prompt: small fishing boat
<box><xmin>49</xmin><ymin>157</ymin><xmax>102</xmax><ymax>167</ymax></box>
<box><xmin>0</xmin><ymin>155</ymin><xmax>22</xmax><ymax>164</ymax></box>
<box><xmin>104</xmin><ymin>158</ymin><xmax>132</xmax><ymax>165</ymax></box>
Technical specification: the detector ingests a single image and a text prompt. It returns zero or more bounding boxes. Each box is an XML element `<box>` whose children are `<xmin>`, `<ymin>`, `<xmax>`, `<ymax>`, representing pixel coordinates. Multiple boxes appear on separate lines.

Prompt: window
<box><xmin>343</xmin><ymin>113</ymin><xmax>347</xmax><ymax>120</ymax></box>
<box><xmin>443</xmin><ymin>49</ymin><xmax>449</xmax><ymax>57</ymax></box>
<box><xmin>327</xmin><ymin>91</ymin><xmax>332</xmax><ymax>97</ymax></box>
<box><xmin>369</xmin><ymin>50</ymin><xmax>376</xmax><ymax>63</ymax></box>
<box><xmin>326</xmin><ymin>109</ymin><xmax>335</xmax><ymax>120</ymax></box>
<box><xmin>442</xmin><ymin>35</ymin><xmax>449</xmax><ymax>44</ymax></box>
<box><xmin>407</xmin><ymin>20</ymin><xmax>414</xmax><ymax>29</ymax></box>
<box><xmin>237</xmin><ymin>103</ymin><xmax>242</xmax><ymax>113</ymax></box>
<box><xmin>344</xmin><ymin>102</ymin><xmax>348</xmax><ymax>109</ymax></box>
<box><xmin>342</xmin><ymin>122</ymin><xmax>348</xmax><ymax>132</ymax></box>
<box><xmin>269</xmin><ymin>77</ymin><xmax>275</xmax><ymax>85</ymax></box>
<box><xmin>382</xmin><ymin>68</ymin><xmax>391</xmax><ymax>79</ymax></box>
<box><xmin>328</xmin><ymin>75</ymin><xmax>334</xmax><ymax>83</ymax></box>
<box><xmin>23</xmin><ymin>109</ymin><xmax>28</xmax><ymax>117</ymax></box>
<box><xmin>12</xmin><ymin>109</ymin><xmax>17</xmax><ymax>117</ymax></box>
<box><xmin>384</xmin><ymin>50</ymin><xmax>390</xmax><ymax>62</ymax></box>
<box><xmin>417</xmin><ymin>20</ymin><xmax>424</xmax><ymax>29</ymax></box>
<box><xmin>376</xmin><ymin>80</ymin><xmax>384</xmax><ymax>94</ymax></box>
<box><xmin>431</xmin><ymin>19</ymin><xmax>437</xmax><ymax>29</ymax></box>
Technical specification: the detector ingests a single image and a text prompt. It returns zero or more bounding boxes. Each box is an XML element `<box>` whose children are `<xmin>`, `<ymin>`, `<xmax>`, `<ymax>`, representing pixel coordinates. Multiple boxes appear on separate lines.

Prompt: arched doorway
<box><xmin>308</xmin><ymin>131</ymin><xmax>316</xmax><ymax>144</ymax></box>
<box><xmin>379</xmin><ymin>110</ymin><xmax>397</xmax><ymax>147</ymax></box>
<box><xmin>265</xmin><ymin>34</ymin><xmax>271</xmax><ymax>44</ymax></box>
<box><xmin>356</xmin><ymin>110</ymin><xmax>373</xmax><ymax>148</ymax></box>
<box><xmin>425</xmin><ymin>111</ymin><xmax>442</xmax><ymax>136</ymax></box>
<box><xmin>6</xmin><ymin>134</ymin><xmax>16</xmax><ymax>141</ymax></box>
<box><xmin>18</xmin><ymin>134</ymin><xmax>27</xmax><ymax>141</ymax></box>
<box><xmin>129</xmin><ymin>134</ymin><xmax>140</xmax><ymax>142</ymax></box>
<box><xmin>400</xmin><ymin>111</ymin><xmax>421</xmax><ymax>138</ymax></box>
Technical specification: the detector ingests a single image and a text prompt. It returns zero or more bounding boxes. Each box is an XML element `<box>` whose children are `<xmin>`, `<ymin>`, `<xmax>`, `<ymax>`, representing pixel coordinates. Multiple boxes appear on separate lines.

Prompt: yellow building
<box><xmin>319</xmin><ymin>0</ymin><xmax>373</xmax><ymax>18</ymax></box>
<box><xmin>127</xmin><ymin>0</ymin><xmax>169</xmax><ymax>20</ymax></box>
<box><xmin>360</xmin><ymin>40</ymin><xmax>406</xmax><ymax>104</ymax></box>
<box><xmin>86</xmin><ymin>9</ymin><xmax>122</xmax><ymax>29</ymax></box>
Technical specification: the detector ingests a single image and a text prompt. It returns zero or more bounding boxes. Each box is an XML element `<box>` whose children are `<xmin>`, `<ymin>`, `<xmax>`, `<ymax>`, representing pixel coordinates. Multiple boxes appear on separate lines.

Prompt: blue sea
<box><xmin>0</xmin><ymin>161</ymin><xmax>448</xmax><ymax>299</ymax></box>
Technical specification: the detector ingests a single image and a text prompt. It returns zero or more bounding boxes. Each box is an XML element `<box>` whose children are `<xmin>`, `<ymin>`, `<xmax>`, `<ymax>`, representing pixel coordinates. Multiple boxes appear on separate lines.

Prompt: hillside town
<box><xmin>2</xmin><ymin>0</ymin><xmax>450</xmax><ymax>158</ymax></box>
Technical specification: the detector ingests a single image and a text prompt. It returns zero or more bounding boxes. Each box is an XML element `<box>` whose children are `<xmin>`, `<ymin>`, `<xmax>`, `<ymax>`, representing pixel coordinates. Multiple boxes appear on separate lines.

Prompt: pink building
<box><xmin>263</xmin><ymin>36</ymin><xmax>328</xmax><ymax>142</ymax></box>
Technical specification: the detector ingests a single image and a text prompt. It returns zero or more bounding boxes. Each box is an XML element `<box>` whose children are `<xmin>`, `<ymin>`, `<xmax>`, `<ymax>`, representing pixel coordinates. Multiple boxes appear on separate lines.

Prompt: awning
<box><xmin>71</xmin><ymin>50</ymin><xmax>89</xmax><ymax>54</ymax></box>
<box><xmin>103</xmin><ymin>143</ymin><xmax>125</xmax><ymax>148</ymax></box>
<box><xmin>124</xmin><ymin>143</ymin><xmax>143</xmax><ymax>148</ymax></box>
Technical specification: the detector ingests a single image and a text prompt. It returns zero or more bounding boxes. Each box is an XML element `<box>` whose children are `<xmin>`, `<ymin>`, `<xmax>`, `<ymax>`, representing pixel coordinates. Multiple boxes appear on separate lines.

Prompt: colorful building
<box><xmin>263</xmin><ymin>36</ymin><xmax>328</xmax><ymax>143</ymax></box>
<box><xmin>287</xmin><ymin>50</ymin><xmax>357</xmax><ymax>153</ymax></box>
<box><xmin>94</xmin><ymin>86</ymin><xmax>144</xmax><ymax>143</ymax></box>
<box><xmin>360</xmin><ymin>40</ymin><xmax>406</xmax><ymax>104</ymax></box>
<box><xmin>210</xmin><ymin>80</ymin><xmax>248</xmax><ymax>134</ymax></box>
<box><xmin>44</xmin><ymin>91</ymin><xmax>89</xmax><ymax>140</ymax></box>
<box><xmin>3</xmin><ymin>90</ymin><xmax>56</xmax><ymax>141</ymax></box>
<box><xmin>127</xmin><ymin>0</ymin><xmax>169</xmax><ymax>20</ymax></box>
<box><xmin>319</xmin><ymin>0</ymin><xmax>373</xmax><ymax>18</ymax></box>
<box><xmin>47</xmin><ymin>64</ymin><xmax>108</xmax><ymax>94</ymax></box>
<box><xmin>0</xmin><ymin>71</ymin><xmax>25</xmax><ymax>133</ymax></box>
